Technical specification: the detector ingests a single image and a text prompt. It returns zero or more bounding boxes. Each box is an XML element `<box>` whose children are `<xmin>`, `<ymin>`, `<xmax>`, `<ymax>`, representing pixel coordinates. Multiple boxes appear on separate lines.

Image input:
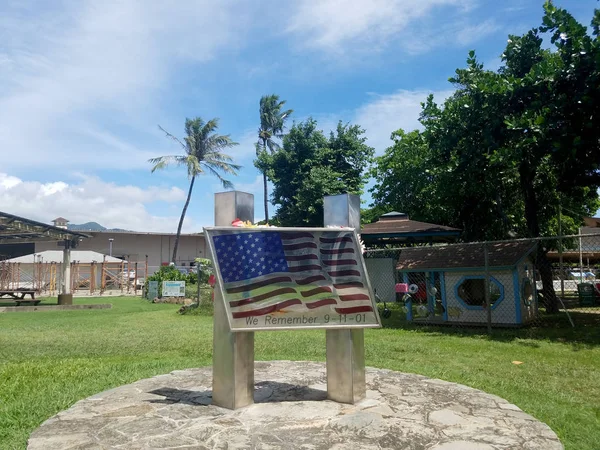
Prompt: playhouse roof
<box><xmin>397</xmin><ymin>241</ymin><xmax>537</xmax><ymax>271</ymax></box>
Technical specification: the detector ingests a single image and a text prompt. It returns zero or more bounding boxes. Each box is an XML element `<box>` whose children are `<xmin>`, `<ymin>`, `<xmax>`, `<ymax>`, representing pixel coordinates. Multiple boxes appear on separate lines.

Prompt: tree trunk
<box><xmin>172</xmin><ymin>176</ymin><xmax>195</xmax><ymax>263</ymax></box>
<box><xmin>261</xmin><ymin>139</ymin><xmax>269</xmax><ymax>223</ymax></box>
<box><xmin>519</xmin><ymin>161</ymin><xmax>558</xmax><ymax>314</ymax></box>
<box><xmin>263</xmin><ymin>171</ymin><xmax>269</xmax><ymax>223</ymax></box>
<box><xmin>535</xmin><ymin>248</ymin><xmax>559</xmax><ymax>314</ymax></box>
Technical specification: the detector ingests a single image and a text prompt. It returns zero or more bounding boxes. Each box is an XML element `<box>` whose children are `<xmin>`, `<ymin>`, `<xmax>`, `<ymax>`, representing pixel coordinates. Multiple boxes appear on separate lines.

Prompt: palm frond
<box><xmin>152</xmin><ymin>116</ymin><xmax>240</xmax><ymax>185</ymax></box>
<box><xmin>149</xmin><ymin>155</ymin><xmax>187</xmax><ymax>172</ymax></box>
<box><xmin>204</xmin><ymin>160</ymin><xmax>241</xmax><ymax>174</ymax></box>
<box><xmin>205</xmin><ymin>134</ymin><xmax>239</xmax><ymax>149</ymax></box>
<box><xmin>266</xmin><ymin>139</ymin><xmax>281</xmax><ymax>153</ymax></box>
<box><xmin>205</xmin><ymin>164</ymin><xmax>235</xmax><ymax>189</ymax></box>
<box><xmin>158</xmin><ymin>125</ymin><xmax>188</xmax><ymax>152</ymax></box>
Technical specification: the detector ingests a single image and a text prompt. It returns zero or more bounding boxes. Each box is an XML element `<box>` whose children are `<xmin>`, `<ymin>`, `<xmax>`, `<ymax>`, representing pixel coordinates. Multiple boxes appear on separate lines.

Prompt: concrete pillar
<box><xmin>58</xmin><ymin>241</ymin><xmax>73</xmax><ymax>305</ymax></box>
<box><xmin>212</xmin><ymin>191</ymin><xmax>255</xmax><ymax>409</ymax></box>
<box><xmin>324</xmin><ymin>193</ymin><xmax>366</xmax><ymax>404</ymax></box>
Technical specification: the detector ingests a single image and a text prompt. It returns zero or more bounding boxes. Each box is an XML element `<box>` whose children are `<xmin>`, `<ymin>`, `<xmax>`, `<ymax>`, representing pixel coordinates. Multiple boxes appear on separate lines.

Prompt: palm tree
<box><xmin>149</xmin><ymin>117</ymin><xmax>240</xmax><ymax>263</ymax></box>
<box><xmin>257</xmin><ymin>95</ymin><xmax>293</xmax><ymax>223</ymax></box>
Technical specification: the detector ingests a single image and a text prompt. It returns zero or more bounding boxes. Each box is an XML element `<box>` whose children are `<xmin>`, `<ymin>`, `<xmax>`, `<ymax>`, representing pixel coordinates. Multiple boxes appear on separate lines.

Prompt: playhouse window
<box><xmin>457</xmin><ymin>278</ymin><xmax>502</xmax><ymax>307</ymax></box>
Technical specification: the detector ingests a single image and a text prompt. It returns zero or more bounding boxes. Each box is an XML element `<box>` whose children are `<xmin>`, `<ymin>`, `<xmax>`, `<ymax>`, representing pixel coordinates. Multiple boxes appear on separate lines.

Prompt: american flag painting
<box><xmin>205</xmin><ymin>227</ymin><xmax>380</xmax><ymax>330</ymax></box>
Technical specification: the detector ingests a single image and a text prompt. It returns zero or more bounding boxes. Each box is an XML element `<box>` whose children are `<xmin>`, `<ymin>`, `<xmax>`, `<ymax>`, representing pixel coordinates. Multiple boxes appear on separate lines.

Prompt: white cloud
<box><xmin>0</xmin><ymin>0</ymin><xmax>244</xmax><ymax>171</ymax></box>
<box><xmin>230</xmin><ymin>129</ymin><xmax>260</xmax><ymax>164</ymax></box>
<box><xmin>454</xmin><ymin>19</ymin><xmax>500</xmax><ymax>46</ymax></box>
<box><xmin>287</xmin><ymin>0</ymin><xmax>481</xmax><ymax>54</ymax></box>
<box><xmin>351</xmin><ymin>89</ymin><xmax>453</xmax><ymax>154</ymax></box>
<box><xmin>0</xmin><ymin>172</ymin><xmax>192</xmax><ymax>233</ymax></box>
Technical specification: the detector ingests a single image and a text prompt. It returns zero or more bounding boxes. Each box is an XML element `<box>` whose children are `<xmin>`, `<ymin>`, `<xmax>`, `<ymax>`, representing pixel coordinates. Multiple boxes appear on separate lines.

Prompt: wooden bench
<box><xmin>0</xmin><ymin>290</ymin><xmax>40</xmax><ymax>306</ymax></box>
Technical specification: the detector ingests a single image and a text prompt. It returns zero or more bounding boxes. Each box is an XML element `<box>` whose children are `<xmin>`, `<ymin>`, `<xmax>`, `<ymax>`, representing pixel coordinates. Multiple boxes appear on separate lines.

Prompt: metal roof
<box><xmin>6</xmin><ymin>250</ymin><xmax>124</xmax><ymax>264</ymax></box>
<box><xmin>0</xmin><ymin>211</ymin><xmax>90</xmax><ymax>244</ymax></box>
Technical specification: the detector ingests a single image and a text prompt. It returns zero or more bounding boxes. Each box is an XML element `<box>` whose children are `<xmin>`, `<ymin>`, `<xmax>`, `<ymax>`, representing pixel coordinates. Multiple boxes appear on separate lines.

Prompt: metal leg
<box><xmin>212</xmin><ymin>190</ymin><xmax>255</xmax><ymax>410</ymax></box>
<box><xmin>326</xmin><ymin>329</ymin><xmax>366</xmax><ymax>403</ymax></box>
<box><xmin>323</xmin><ymin>193</ymin><xmax>367</xmax><ymax>404</ymax></box>
<box><xmin>212</xmin><ymin>267</ymin><xmax>255</xmax><ymax>409</ymax></box>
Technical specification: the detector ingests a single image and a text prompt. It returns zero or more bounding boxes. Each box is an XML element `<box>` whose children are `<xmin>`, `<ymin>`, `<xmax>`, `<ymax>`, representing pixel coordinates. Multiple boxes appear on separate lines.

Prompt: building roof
<box><xmin>6</xmin><ymin>250</ymin><xmax>124</xmax><ymax>264</ymax></box>
<box><xmin>89</xmin><ymin>230</ymin><xmax>204</xmax><ymax>237</ymax></box>
<box><xmin>0</xmin><ymin>211</ymin><xmax>89</xmax><ymax>244</ymax></box>
<box><xmin>52</xmin><ymin>217</ymin><xmax>69</xmax><ymax>223</ymax></box>
<box><xmin>361</xmin><ymin>211</ymin><xmax>461</xmax><ymax>245</ymax></box>
<box><xmin>397</xmin><ymin>241</ymin><xmax>537</xmax><ymax>271</ymax></box>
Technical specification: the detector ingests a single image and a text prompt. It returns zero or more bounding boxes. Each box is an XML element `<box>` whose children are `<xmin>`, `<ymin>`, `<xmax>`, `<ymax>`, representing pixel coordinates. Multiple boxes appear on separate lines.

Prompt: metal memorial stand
<box><xmin>212</xmin><ymin>191</ymin><xmax>255</xmax><ymax>409</ymax></box>
<box><xmin>211</xmin><ymin>191</ymin><xmax>367</xmax><ymax>409</ymax></box>
<box><xmin>324</xmin><ymin>194</ymin><xmax>366</xmax><ymax>403</ymax></box>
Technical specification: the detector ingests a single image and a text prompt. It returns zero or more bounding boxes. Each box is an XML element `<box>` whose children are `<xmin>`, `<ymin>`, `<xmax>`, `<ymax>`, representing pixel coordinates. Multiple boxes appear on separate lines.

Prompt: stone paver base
<box><xmin>28</xmin><ymin>361</ymin><xmax>562</xmax><ymax>450</ymax></box>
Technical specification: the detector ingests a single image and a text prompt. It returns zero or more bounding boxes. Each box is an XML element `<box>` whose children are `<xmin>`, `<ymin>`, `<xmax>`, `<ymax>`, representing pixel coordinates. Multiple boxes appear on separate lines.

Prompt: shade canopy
<box><xmin>361</xmin><ymin>212</ymin><xmax>461</xmax><ymax>246</ymax></box>
<box><xmin>0</xmin><ymin>211</ymin><xmax>89</xmax><ymax>244</ymax></box>
<box><xmin>6</xmin><ymin>250</ymin><xmax>124</xmax><ymax>264</ymax></box>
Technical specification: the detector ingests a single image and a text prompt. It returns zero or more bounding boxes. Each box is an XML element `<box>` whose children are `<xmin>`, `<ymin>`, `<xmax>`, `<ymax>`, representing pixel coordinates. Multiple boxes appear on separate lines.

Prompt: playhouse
<box><xmin>396</xmin><ymin>241</ymin><xmax>539</xmax><ymax>326</ymax></box>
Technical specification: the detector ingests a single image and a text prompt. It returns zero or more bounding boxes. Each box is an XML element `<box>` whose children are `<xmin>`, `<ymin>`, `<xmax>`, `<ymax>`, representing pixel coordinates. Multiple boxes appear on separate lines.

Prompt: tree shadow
<box><xmin>147</xmin><ymin>381</ymin><xmax>327</xmax><ymax>406</ymax></box>
<box><xmin>378</xmin><ymin>304</ymin><xmax>600</xmax><ymax>348</ymax></box>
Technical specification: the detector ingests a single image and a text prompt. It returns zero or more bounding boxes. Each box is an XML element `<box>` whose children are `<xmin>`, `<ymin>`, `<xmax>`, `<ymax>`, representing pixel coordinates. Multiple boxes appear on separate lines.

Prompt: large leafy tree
<box><xmin>149</xmin><ymin>118</ymin><xmax>240</xmax><ymax>263</ymax></box>
<box><xmin>255</xmin><ymin>95</ymin><xmax>293</xmax><ymax>223</ymax></box>
<box><xmin>370</xmin><ymin>2</ymin><xmax>600</xmax><ymax>313</ymax></box>
<box><xmin>261</xmin><ymin>119</ymin><xmax>374</xmax><ymax>227</ymax></box>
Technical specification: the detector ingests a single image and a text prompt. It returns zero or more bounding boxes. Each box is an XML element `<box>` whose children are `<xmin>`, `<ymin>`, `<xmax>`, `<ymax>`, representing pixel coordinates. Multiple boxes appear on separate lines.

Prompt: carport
<box><xmin>0</xmin><ymin>211</ymin><xmax>90</xmax><ymax>304</ymax></box>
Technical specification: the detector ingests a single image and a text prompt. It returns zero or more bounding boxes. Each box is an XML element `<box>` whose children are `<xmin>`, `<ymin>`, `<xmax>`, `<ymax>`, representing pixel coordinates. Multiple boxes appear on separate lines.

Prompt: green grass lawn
<box><xmin>1</xmin><ymin>297</ymin><xmax>599</xmax><ymax>449</ymax></box>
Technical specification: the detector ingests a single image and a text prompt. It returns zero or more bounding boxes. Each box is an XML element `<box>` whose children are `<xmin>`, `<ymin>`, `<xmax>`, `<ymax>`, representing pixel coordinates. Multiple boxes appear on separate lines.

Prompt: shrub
<box><xmin>145</xmin><ymin>265</ymin><xmax>188</xmax><ymax>298</ymax></box>
<box><xmin>178</xmin><ymin>301</ymin><xmax>214</xmax><ymax>316</ymax></box>
<box><xmin>194</xmin><ymin>258</ymin><xmax>213</xmax><ymax>284</ymax></box>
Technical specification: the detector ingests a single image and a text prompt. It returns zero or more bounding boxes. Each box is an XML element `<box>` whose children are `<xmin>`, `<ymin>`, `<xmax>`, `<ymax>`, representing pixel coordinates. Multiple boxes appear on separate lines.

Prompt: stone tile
<box><xmin>27</xmin><ymin>361</ymin><xmax>563</xmax><ymax>450</ymax></box>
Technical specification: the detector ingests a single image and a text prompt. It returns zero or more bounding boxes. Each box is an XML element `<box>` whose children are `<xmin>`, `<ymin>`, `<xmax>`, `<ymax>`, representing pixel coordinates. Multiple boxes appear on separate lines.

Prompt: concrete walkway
<box><xmin>28</xmin><ymin>361</ymin><xmax>562</xmax><ymax>450</ymax></box>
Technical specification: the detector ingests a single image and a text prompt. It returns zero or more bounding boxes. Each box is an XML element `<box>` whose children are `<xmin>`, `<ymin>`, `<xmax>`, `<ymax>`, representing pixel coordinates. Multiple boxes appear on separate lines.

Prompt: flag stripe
<box><xmin>320</xmin><ymin>236</ymin><xmax>353</xmax><ymax>244</ymax></box>
<box><xmin>283</xmin><ymin>242</ymin><xmax>318</xmax><ymax>251</ymax></box>
<box><xmin>320</xmin><ymin>248</ymin><xmax>354</xmax><ymax>255</ymax></box>
<box><xmin>296</xmin><ymin>275</ymin><xmax>327</xmax><ymax>285</ymax></box>
<box><xmin>301</xmin><ymin>286</ymin><xmax>332</xmax><ymax>297</ymax></box>
<box><xmin>322</xmin><ymin>259</ymin><xmax>357</xmax><ymax>266</ymax></box>
<box><xmin>229</xmin><ymin>287</ymin><xmax>296</xmax><ymax>307</ymax></box>
<box><xmin>226</xmin><ymin>276</ymin><xmax>292</xmax><ymax>293</ymax></box>
<box><xmin>286</xmin><ymin>254</ymin><xmax>319</xmax><ymax>261</ymax></box>
<box><xmin>232</xmin><ymin>299</ymin><xmax>302</xmax><ymax>318</ymax></box>
<box><xmin>281</xmin><ymin>232</ymin><xmax>314</xmax><ymax>239</ymax></box>
<box><xmin>335</xmin><ymin>305</ymin><xmax>374</xmax><ymax>314</ymax></box>
<box><xmin>334</xmin><ymin>282</ymin><xmax>364</xmax><ymax>289</ymax></box>
<box><xmin>289</xmin><ymin>265</ymin><xmax>322</xmax><ymax>272</ymax></box>
<box><xmin>306</xmin><ymin>298</ymin><xmax>337</xmax><ymax>309</ymax></box>
<box><xmin>339</xmin><ymin>293</ymin><xmax>370</xmax><ymax>302</ymax></box>
<box><xmin>328</xmin><ymin>270</ymin><xmax>361</xmax><ymax>277</ymax></box>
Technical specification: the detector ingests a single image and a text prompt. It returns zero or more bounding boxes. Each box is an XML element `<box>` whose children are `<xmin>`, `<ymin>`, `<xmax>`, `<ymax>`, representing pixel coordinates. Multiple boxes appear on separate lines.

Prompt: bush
<box><xmin>178</xmin><ymin>301</ymin><xmax>214</xmax><ymax>316</ymax></box>
<box><xmin>145</xmin><ymin>265</ymin><xmax>188</xmax><ymax>298</ymax></box>
<box><xmin>194</xmin><ymin>258</ymin><xmax>213</xmax><ymax>284</ymax></box>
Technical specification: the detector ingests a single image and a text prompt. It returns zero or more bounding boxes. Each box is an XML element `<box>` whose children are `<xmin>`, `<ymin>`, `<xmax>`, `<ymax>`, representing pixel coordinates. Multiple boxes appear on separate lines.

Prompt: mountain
<box><xmin>68</xmin><ymin>222</ymin><xmax>106</xmax><ymax>231</ymax></box>
<box><xmin>67</xmin><ymin>222</ymin><xmax>129</xmax><ymax>232</ymax></box>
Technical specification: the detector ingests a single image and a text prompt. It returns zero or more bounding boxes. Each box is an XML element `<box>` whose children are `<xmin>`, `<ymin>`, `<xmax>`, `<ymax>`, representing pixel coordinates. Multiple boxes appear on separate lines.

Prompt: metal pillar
<box><xmin>212</xmin><ymin>191</ymin><xmax>255</xmax><ymax>409</ymax></box>
<box><xmin>484</xmin><ymin>243</ymin><xmax>492</xmax><ymax>334</ymax></box>
<box><xmin>58</xmin><ymin>240</ymin><xmax>73</xmax><ymax>305</ymax></box>
<box><xmin>323</xmin><ymin>193</ymin><xmax>366</xmax><ymax>404</ymax></box>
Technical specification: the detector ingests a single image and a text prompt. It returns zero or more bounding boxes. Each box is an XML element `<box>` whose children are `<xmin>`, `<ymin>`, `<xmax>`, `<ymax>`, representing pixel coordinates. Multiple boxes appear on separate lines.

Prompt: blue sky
<box><xmin>1</xmin><ymin>0</ymin><xmax>598</xmax><ymax>231</ymax></box>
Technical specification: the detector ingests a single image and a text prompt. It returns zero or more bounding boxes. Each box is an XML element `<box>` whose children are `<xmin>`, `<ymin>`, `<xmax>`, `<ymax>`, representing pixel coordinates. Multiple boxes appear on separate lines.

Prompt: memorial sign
<box><xmin>162</xmin><ymin>280</ymin><xmax>185</xmax><ymax>297</ymax></box>
<box><xmin>205</xmin><ymin>227</ymin><xmax>381</xmax><ymax>331</ymax></box>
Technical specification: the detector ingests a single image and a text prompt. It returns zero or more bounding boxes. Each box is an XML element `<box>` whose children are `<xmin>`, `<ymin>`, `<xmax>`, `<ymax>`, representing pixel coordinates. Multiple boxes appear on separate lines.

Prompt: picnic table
<box><xmin>0</xmin><ymin>289</ymin><xmax>40</xmax><ymax>306</ymax></box>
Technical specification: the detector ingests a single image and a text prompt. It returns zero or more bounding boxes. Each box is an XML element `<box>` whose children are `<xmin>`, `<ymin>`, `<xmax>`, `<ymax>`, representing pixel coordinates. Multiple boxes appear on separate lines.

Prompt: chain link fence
<box><xmin>364</xmin><ymin>233</ymin><xmax>600</xmax><ymax>336</ymax></box>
